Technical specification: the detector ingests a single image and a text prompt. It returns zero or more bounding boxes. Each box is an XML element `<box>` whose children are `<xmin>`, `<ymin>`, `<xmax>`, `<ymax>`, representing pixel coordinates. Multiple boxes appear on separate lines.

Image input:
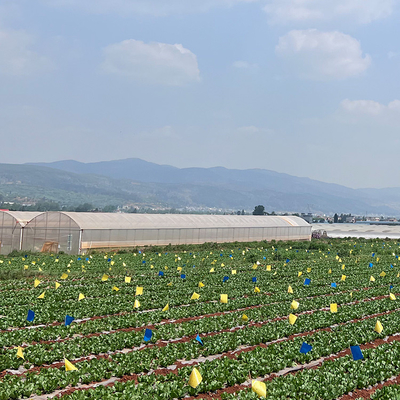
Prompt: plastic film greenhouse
<box><xmin>0</xmin><ymin>211</ymin><xmax>42</xmax><ymax>255</ymax></box>
<box><xmin>22</xmin><ymin>212</ymin><xmax>311</xmax><ymax>254</ymax></box>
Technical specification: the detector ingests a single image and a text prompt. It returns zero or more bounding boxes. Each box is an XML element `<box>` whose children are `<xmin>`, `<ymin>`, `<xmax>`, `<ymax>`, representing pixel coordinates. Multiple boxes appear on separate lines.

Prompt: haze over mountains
<box><xmin>0</xmin><ymin>158</ymin><xmax>398</xmax><ymax>215</ymax></box>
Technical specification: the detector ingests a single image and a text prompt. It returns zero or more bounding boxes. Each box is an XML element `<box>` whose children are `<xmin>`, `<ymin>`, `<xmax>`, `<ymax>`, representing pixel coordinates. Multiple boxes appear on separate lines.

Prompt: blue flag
<box><xmin>252</xmin><ymin>277</ymin><xmax>257</xmax><ymax>283</ymax></box>
<box><xmin>331</xmin><ymin>283</ymin><xmax>337</xmax><ymax>288</ymax></box>
<box><xmin>391</xmin><ymin>264</ymin><xmax>394</xmax><ymax>268</ymax></box>
<box><xmin>144</xmin><ymin>329</ymin><xmax>153</xmax><ymax>342</ymax></box>
<box><xmin>223</xmin><ymin>276</ymin><xmax>229</xmax><ymax>282</ymax></box>
<box><xmin>27</xmin><ymin>309</ymin><xmax>35</xmax><ymax>322</ymax></box>
<box><xmin>159</xmin><ymin>271</ymin><xmax>164</xmax><ymax>276</ymax></box>
<box><xmin>65</xmin><ymin>315</ymin><xmax>74</xmax><ymax>326</ymax></box>
<box><xmin>196</xmin><ymin>334</ymin><xmax>203</xmax><ymax>346</ymax></box>
<box><xmin>304</xmin><ymin>278</ymin><xmax>311</xmax><ymax>286</ymax></box>
<box><xmin>286</xmin><ymin>258</ymin><xmax>290</xmax><ymax>263</ymax></box>
<box><xmin>369</xmin><ymin>263</ymin><xmax>373</xmax><ymax>268</ymax></box>
<box><xmin>300</xmin><ymin>342</ymin><xmax>312</xmax><ymax>354</ymax></box>
<box><xmin>390</xmin><ymin>285</ymin><xmax>394</xmax><ymax>290</ymax></box>
<box><xmin>181</xmin><ymin>274</ymin><xmax>186</xmax><ymax>279</ymax></box>
<box><xmin>350</xmin><ymin>345</ymin><xmax>364</xmax><ymax>360</ymax></box>
<box><xmin>77</xmin><ymin>257</ymin><xmax>81</xmax><ymax>261</ymax></box>
<box><xmin>372</xmin><ymin>253</ymin><xmax>375</xmax><ymax>257</ymax></box>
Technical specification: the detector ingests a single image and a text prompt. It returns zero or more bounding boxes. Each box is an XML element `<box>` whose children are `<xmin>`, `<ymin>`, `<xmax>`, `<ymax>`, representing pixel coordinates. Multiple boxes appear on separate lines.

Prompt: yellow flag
<box><xmin>341</xmin><ymin>275</ymin><xmax>346</xmax><ymax>281</ymax></box>
<box><xmin>375</xmin><ymin>320</ymin><xmax>383</xmax><ymax>334</ymax></box>
<box><xmin>37</xmin><ymin>291</ymin><xmax>45</xmax><ymax>299</ymax></box>
<box><xmin>209</xmin><ymin>268</ymin><xmax>215</xmax><ymax>273</ymax></box>
<box><xmin>231</xmin><ymin>270</ymin><xmax>237</xmax><ymax>275</ymax></box>
<box><xmin>350</xmin><ymin>291</ymin><xmax>353</xmax><ymax>297</ymax></box>
<box><xmin>220</xmin><ymin>294</ymin><xmax>228</xmax><ymax>303</ymax></box>
<box><xmin>16</xmin><ymin>346</ymin><xmax>24</xmax><ymax>360</ymax></box>
<box><xmin>307</xmin><ymin>268</ymin><xmax>311</xmax><ymax>273</ymax></box>
<box><xmin>101</xmin><ymin>274</ymin><xmax>109</xmax><ymax>282</ymax></box>
<box><xmin>134</xmin><ymin>299</ymin><xmax>140</xmax><ymax>308</ymax></box>
<box><xmin>177</xmin><ymin>267</ymin><xmax>182</xmax><ymax>272</ymax></box>
<box><xmin>254</xmin><ymin>287</ymin><xmax>260</xmax><ymax>293</ymax></box>
<box><xmin>377</xmin><ymin>257</ymin><xmax>380</xmax><ymax>262</ymax></box>
<box><xmin>289</xmin><ymin>313</ymin><xmax>297</xmax><ymax>325</ymax></box>
<box><xmin>221</xmin><ymin>263</ymin><xmax>225</xmax><ymax>267</ymax></box>
<box><xmin>38</xmin><ymin>267</ymin><xmax>42</xmax><ymax>272</ymax></box>
<box><xmin>188</xmin><ymin>367</ymin><xmax>202</xmax><ymax>388</ymax></box>
<box><xmin>112</xmin><ymin>286</ymin><xmax>119</xmax><ymax>291</ymax></box>
<box><xmin>125</xmin><ymin>277</ymin><xmax>131</xmax><ymax>283</ymax></box>
<box><xmin>78</xmin><ymin>293</ymin><xmax>85</xmax><ymax>301</ymax></box>
<box><xmin>290</xmin><ymin>300</ymin><xmax>299</xmax><ymax>310</ymax></box>
<box><xmin>390</xmin><ymin>293</ymin><xmax>396</xmax><ymax>300</ymax></box>
<box><xmin>330</xmin><ymin>303</ymin><xmax>338</xmax><ymax>313</ymax></box>
<box><xmin>328</xmin><ymin>269</ymin><xmax>332</xmax><ymax>274</ymax></box>
<box><xmin>380</xmin><ymin>271</ymin><xmax>386</xmax><ymax>277</ymax></box>
<box><xmin>252</xmin><ymin>264</ymin><xmax>258</xmax><ymax>270</ymax></box>
<box><xmin>34</xmin><ymin>279</ymin><xmax>40</xmax><ymax>288</ymax></box>
<box><xmin>162</xmin><ymin>304</ymin><xmax>169</xmax><ymax>312</ymax></box>
<box><xmin>24</xmin><ymin>265</ymin><xmax>29</xmax><ymax>270</ymax></box>
<box><xmin>339</xmin><ymin>258</ymin><xmax>342</xmax><ymax>263</ymax></box>
<box><xmin>288</xmin><ymin>285</ymin><xmax>293</xmax><ymax>294</ymax></box>
<box><xmin>65</xmin><ymin>358</ymin><xmax>78</xmax><ymax>371</ymax></box>
<box><xmin>266</xmin><ymin>265</ymin><xmax>272</xmax><ymax>271</ymax></box>
<box><xmin>342</xmin><ymin>264</ymin><xmax>345</xmax><ymax>270</ymax></box>
<box><xmin>242</xmin><ymin>314</ymin><xmax>249</xmax><ymax>322</ymax></box>
<box><xmin>198</xmin><ymin>282</ymin><xmax>205</xmax><ymax>288</ymax></box>
<box><xmin>370</xmin><ymin>276</ymin><xmax>376</xmax><ymax>282</ymax></box>
<box><xmin>61</xmin><ymin>273</ymin><xmax>68</xmax><ymax>280</ymax></box>
<box><xmin>298</xmin><ymin>271</ymin><xmax>302</xmax><ymax>277</ymax></box>
<box><xmin>191</xmin><ymin>292</ymin><xmax>200</xmax><ymax>300</ymax></box>
<box><xmin>335</xmin><ymin>255</ymin><xmax>339</xmax><ymax>260</ymax></box>
<box><xmin>167</xmin><ymin>282</ymin><xmax>172</xmax><ymax>286</ymax></box>
<box><xmin>55</xmin><ymin>282</ymin><xmax>61</xmax><ymax>289</ymax></box>
<box><xmin>252</xmin><ymin>380</ymin><xmax>266</xmax><ymax>398</ymax></box>
<box><xmin>136</xmin><ymin>286</ymin><xmax>143</xmax><ymax>296</ymax></box>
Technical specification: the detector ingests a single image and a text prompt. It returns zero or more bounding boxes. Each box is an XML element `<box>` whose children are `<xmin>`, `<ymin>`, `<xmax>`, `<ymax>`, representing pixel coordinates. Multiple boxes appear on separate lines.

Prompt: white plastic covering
<box><xmin>23</xmin><ymin>212</ymin><xmax>311</xmax><ymax>254</ymax></box>
<box><xmin>0</xmin><ymin>211</ymin><xmax>42</xmax><ymax>254</ymax></box>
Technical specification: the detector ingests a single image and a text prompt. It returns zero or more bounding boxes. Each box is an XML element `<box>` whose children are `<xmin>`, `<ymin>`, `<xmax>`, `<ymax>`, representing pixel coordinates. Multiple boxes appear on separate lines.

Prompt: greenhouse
<box><xmin>22</xmin><ymin>212</ymin><xmax>311</xmax><ymax>254</ymax></box>
<box><xmin>0</xmin><ymin>211</ymin><xmax>42</xmax><ymax>255</ymax></box>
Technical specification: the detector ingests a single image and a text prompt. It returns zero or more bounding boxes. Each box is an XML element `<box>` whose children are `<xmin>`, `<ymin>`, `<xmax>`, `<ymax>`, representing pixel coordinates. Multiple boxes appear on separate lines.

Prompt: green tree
<box><xmin>253</xmin><ymin>205</ymin><xmax>265</xmax><ymax>215</ymax></box>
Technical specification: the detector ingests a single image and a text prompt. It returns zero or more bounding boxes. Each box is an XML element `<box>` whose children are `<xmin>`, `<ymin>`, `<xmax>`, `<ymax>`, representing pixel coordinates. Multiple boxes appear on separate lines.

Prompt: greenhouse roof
<box><xmin>0</xmin><ymin>211</ymin><xmax>42</xmax><ymax>227</ymax></box>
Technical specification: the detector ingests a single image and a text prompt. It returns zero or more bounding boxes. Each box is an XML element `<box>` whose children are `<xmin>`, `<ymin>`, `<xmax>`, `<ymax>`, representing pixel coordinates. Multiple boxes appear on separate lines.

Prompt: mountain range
<box><xmin>0</xmin><ymin>158</ymin><xmax>398</xmax><ymax>215</ymax></box>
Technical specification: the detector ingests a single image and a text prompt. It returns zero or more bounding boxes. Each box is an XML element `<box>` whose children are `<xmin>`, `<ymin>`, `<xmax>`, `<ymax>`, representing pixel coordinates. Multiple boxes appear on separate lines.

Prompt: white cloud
<box><xmin>101</xmin><ymin>39</ymin><xmax>200</xmax><ymax>86</ymax></box>
<box><xmin>276</xmin><ymin>29</ymin><xmax>371</xmax><ymax>80</ymax></box>
<box><xmin>232</xmin><ymin>61</ymin><xmax>259</xmax><ymax>69</ymax></box>
<box><xmin>264</xmin><ymin>0</ymin><xmax>394</xmax><ymax>24</ymax></box>
<box><xmin>44</xmin><ymin>0</ymin><xmax>257</xmax><ymax>16</ymax></box>
<box><xmin>340</xmin><ymin>99</ymin><xmax>400</xmax><ymax>115</ymax></box>
<box><xmin>0</xmin><ymin>29</ymin><xmax>52</xmax><ymax>76</ymax></box>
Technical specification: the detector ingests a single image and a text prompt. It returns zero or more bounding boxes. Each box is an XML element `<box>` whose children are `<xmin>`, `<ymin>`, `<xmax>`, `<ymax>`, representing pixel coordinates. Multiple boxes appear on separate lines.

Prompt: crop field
<box><xmin>1</xmin><ymin>238</ymin><xmax>400</xmax><ymax>399</ymax></box>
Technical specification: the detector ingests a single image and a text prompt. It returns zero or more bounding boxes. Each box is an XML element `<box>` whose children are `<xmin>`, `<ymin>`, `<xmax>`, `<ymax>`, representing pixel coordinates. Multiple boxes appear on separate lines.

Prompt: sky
<box><xmin>0</xmin><ymin>0</ymin><xmax>399</xmax><ymax>189</ymax></box>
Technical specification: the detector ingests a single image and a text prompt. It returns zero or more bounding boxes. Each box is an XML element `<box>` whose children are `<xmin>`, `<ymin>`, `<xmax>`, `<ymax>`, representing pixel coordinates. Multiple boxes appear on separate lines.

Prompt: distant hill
<box><xmin>16</xmin><ymin>158</ymin><xmax>399</xmax><ymax>215</ymax></box>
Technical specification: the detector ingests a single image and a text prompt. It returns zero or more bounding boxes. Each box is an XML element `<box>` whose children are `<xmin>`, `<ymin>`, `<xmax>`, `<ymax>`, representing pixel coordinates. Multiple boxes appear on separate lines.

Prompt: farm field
<box><xmin>0</xmin><ymin>239</ymin><xmax>400</xmax><ymax>399</ymax></box>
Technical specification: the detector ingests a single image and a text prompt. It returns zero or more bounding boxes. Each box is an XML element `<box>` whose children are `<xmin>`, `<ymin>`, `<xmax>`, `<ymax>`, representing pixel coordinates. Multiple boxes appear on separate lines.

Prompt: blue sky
<box><xmin>1</xmin><ymin>0</ymin><xmax>399</xmax><ymax>188</ymax></box>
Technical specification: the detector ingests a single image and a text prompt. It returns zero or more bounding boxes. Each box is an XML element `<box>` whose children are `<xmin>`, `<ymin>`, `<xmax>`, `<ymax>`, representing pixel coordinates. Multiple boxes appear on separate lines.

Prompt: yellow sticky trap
<box><xmin>111</xmin><ymin>261</ymin><xmax>115</xmax><ymax>266</ymax></box>
<box><xmin>167</xmin><ymin>282</ymin><xmax>172</xmax><ymax>286</ymax></box>
<box><xmin>288</xmin><ymin>285</ymin><xmax>293</xmax><ymax>294</ymax></box>
<box><xmin>209</xmin><ymin>268</ymin><xmax>215</xmax><ymax>273</ymax></box>
<box><xmin>252</xmin><ymin>264</ymin><xmax>258</xmax><ymax>270</ymax></box>
<box><xmin>65</xmin><ymin>358</ymin><xmax>78</xmax><ymax>371</ymax></box>
<box><xmin>191</xmin><ymin>292</ymin><xmax>200</xmax><ymax>300</ymax></box>
<box><xmin>242</xmin><ymin>314</ymin><xmax>249</xmax><ymax>322</ymax></box>
<box><xmin>298</xmin><ymin>271</ymin><xmax>302</xmax><ymax>277</ymax></box>
<box><xmin>335</xmin><ymin>255</ymin><xmax>339</xmax><ymax>260</ymax></box>
<box><xmin>34</xmin><ymin>279</ymin><xmax>40</xmax><ymax>288</ymax></box>
<box><xmin>162</xmin><ymin>303</ymin><xmax>169</xmax><ymax>312</ymax></box>
<box><xmin>252</xmin><ymin>380</ymin><xmax>266</xmax><ymax>398</ymax></box>
<box><xmin>220</xmin><ymin>294</ymin><xmax>228</xmax><ymax>303</ymax></box>
<box><xmin>24</xmin><ymin>265</ymin><xmax>29</xmax><ymax>270</ymax></box>
<box><xmin>266</xmin><ymin>265</ymin><xmax>271</xmax><ymax>271</ymax></box>
<box><xmin>112</xmin><ymin>286</ymin><xmax>119</xmax><ymax>291</ymax></box>
<box><xmin>390</xmin><ymin>293</ymin><xmax>396</xmax><ymax>300</ymax></box>
<box><xmin>134</xmin><ymin>299</ymin><xmax>140</xmax><ymax>308</ymax></box>
<box><xmin>341</xmin><ymin>275</ymin><xmax>346</xmax><ymax>281</ymax></box>
<box><xmin>16</xmin><ymin>346</ymin><xmax>24</xmax><ymax>360</ymax></box>
<box><xmin>338</xmin><ymin>258</ymin><xmax>342</xmax><ymax>262</ymax></box>
<box><xmin>37</xmin><ymin>292</ymin><xmax>45</xmax><ymax>299</ymax></box>
<box><xmin>231</xmin><ymin>270</ymin><xmax>237</xmax><ymax>275</ymax></box>
<box><xmin>101</xmin><ymin>274</ymin><xmax>109</xmax><ymax>282</ymax></box>
<box><xmin>289</xmin><ymin>313</ymin><xmax>297</xmax><ymax>325</ymax></box>
<box><xmin>61</xmin><ymin>273</ymin><xmax>68</xmax><ymax>280</ymax></box>
<box><xmin>188</xmin><ymin>367</ymin><xmax>202</xmax><ymax>388</ymax></box>
<box><xmin>221</xmin><ymin>263</ymin><xmax>225</xmax><ymax>267</ymax></box>
<box><xmin>350</xmin><ymin>291</ymin><xmax>353</xmax><ymax>297</ymax></box>
<box><xmin>55</xmin><ymin>282</ymin><xmax>61</xmax><ymax>289</ymax></box>
<box><xmin>38</xmin><ymin>267</ymin><xmax>42</xmax><ymax>272</ymax></box>
<box><xmin>370</xmin><ymin>276</ymin><xmax>376</xmax><ymax>282</ymax></box>
<box><xmin>328</xmin><ymin>269</ymin><xmax>332</xmax><ymax>274</ymax></box>
<box><xmin>198</xmin><ymin>282</ymin><xmax>205</xmax><ymax>288</ymax></box>
<box><xmin>177</xmin><ymin>267</ymin><xmax>182</xmax><ymax>272</ymax></box>
<box><xmin>330</xmin><ymin>303</ymin><xmax>338</xmax><ymax>313</ymax></box>
<box><xmin>125</xmin><ymin>277</ymin><xmax>131</xmax><ymax>283</ymax></box>
<box><xmin>254</xmin><ymin>287</ymin><xmax>260</xmax><ymax>293</ymax></box>
<box><xmin>377</xmin><ymin>257</ymin><xmax>380</xmax><ymax>262</ymax></box>
<box><xmin>78</xmin><ymin>293</ymin><xmax>85</xmax><ymax>301</ymax></box>
<box><xmin>307</xmin><ymin>268</ymin><xmax>311</xmax><ymax>273</ymax></box>
<box><xmin>342</xmin><ymin>264</ymin><xmax>345</xmax><ymax>270</ymax></box>
<box><xmin>380</xmin><ymin>271</ymin><xmax>386</xmax><ymax>277</ymax></box>
<box><xmin>375</xmin><ymin>320</ymin><xmax>383</xmax><ymax>334</ymax></box>
<box><xmin>291</xmin><ymin>300</ymin><xmax>299</xmax><ymax>310</ymax></box>
<box><xmin>136</xmin><ymin>286</ymin><xmax>143</xmax><ymax>296</ymax></box>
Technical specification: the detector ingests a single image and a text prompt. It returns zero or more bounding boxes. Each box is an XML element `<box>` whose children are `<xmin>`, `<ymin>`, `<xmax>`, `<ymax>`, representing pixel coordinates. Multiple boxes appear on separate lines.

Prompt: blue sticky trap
<box><xmin>372</xmin><ymin>253</ymin><xmax>375</xmax><ymax>257</ymax></box>
<box><xmin>193</xmin><ymin>265</ymin><xmax>196</xmax><ymax>268</ymax></box>
<box><xmin>300</xmin><ymin>342</ymin><xmax>312</xmax><ymax>354</ymax></box>
<box><xmin>369</xmin><ymin>263</ymin><xmax>373</xmax><ymax>268</ymax></box>
<box><xmin>189</xmin><ymin>253</ymin><xmax>192</xmax><ymax>255</ymax></box>
<box><xmin>229</xmin><ymin>255</ymin><xmax>233</xmax><ymax>258</ymax></box>
<box><xmin>65</xmin><ymin>315</ymin><xmax>74</xmax><ymax>326</ymax></box>
<box><xmin>196</xmin><ymin>334</ymin><xmax>203</xmax><ymax>346</ymax></box>
<box><xmin>331</xmin><ymin>283</ymin><xmax>337</xmax><ymax>288</ymax></box>
<box><xmin>139</xmin><ymin>251</ymin><xmax>141</xmax><ymax>254</ymax></box>
<box><xmin>328</xmin><ymin>251</ymin><xmax>330</xmax><ymax>254</ymax></box>
<box><xmin>263</xmin><ymin>256</ymin><xmax>266</xmax><ymax>259</ymax></box>
<box><xmin>296</xmin><ymin>250</ymin><xmax>299</xmax><ymax>253</ymax></box>
<box><xmin>142</xmin><ymin>261</ymin><xmax>146</xmax><ymax>264</ymax></box>
<box><xmin>350</xmin><ymin>345</ymin><xmax>364</xmax><ymax>360</ymax></box>
<box><xmin>77</xmin><ymin>257</ymin><xmax>81</xmax><ymax>261</ymax></box>
<box><xmin>85</xmin><ymin>257</ymin><xmax>89</xmax><ymax>261</ymax></box>
<box><xmin>286</xmin><ymin>258</ymin><xmax>290</xmax><ymax>263</ymax></box>
<box><xmin>144</xmin><ymin>328</ymin><xmax>152</xmax><ymax>342</ymax></box>
<box><xmin>390</xmin><ymin>285</ymin><xmax>394</xmax><ymax>290</ymax></box>
<box><xmin>220</xmin><ymin>254</ymin><xmax>223</xmax><ymax>257</ymax></box>
<box><xmin>24</xmin><ymin>254</ymin><xmax>28</xmax><ymax>258</ymax></box>
<box><xmin>252</xmin><ymin>277</ymin><xmax>257</xmax><ymax>283</ymax></box>
<box><xmin>180</xmin><ymin>274</ymin><xmax>186</xmax><ymax>279</ymax></box>
<box><xmin>27</xmin><ymin>310</ymin><xmax>35</xmax><ymax>322</ymax></box>
<box><xmin>158</xmin><ymin>271</ymin><xmax>164</xmax><ymax>276</ymax></box>
<box><xmin>391</xmin><ymin>264</ymin><xmax>394</xmax><ymax>268</ymax></box>
<box><xmin>304</xmin><ymin>278</ymin><xmax>311</xmax><ymax>286</ymax></box>
<box><xmin>223</xmin><ymin>276</ymin><xmax>229</xmax><ymax>282</ymax></box>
